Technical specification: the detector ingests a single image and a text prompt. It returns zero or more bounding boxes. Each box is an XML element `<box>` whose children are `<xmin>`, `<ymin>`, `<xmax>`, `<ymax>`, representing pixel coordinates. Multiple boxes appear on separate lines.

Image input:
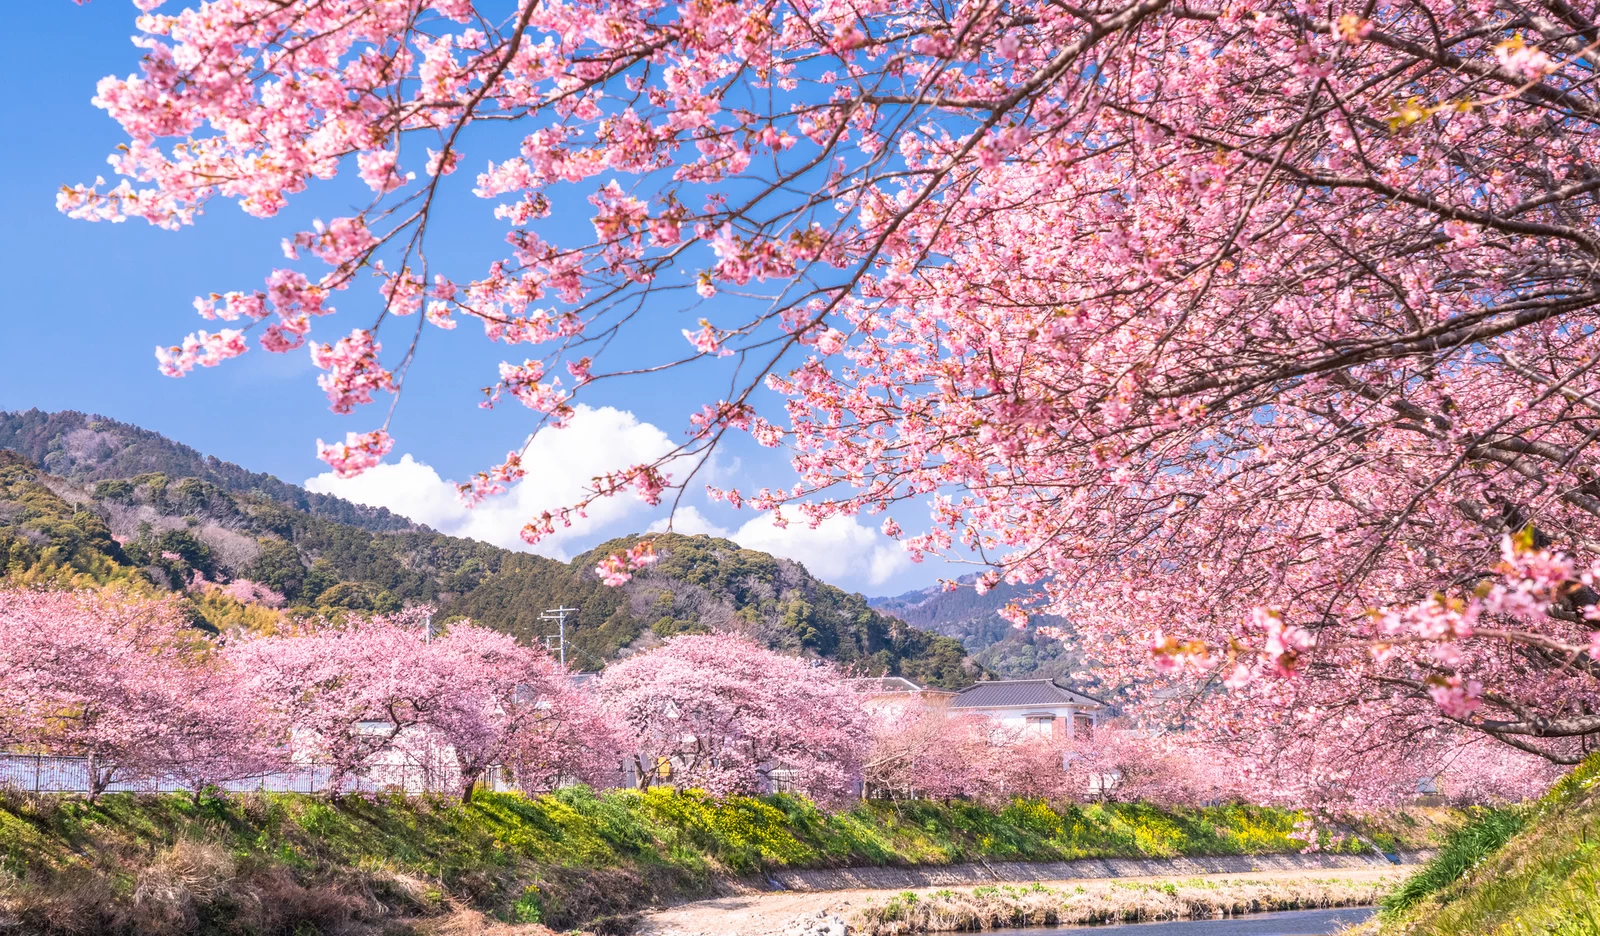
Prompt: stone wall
<box><xmin>761</xmin><ymin>849</ymin><xmax>1434</xmax><ymax>892</ymax></box>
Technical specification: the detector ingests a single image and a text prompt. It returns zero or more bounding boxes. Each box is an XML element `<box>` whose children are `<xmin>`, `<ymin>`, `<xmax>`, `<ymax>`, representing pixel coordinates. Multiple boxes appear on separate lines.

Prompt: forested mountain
<box><xmin>0</xmin><ymin>411</ymin><xmax>979</xmax><ymax>688</ymax></box>
<box><xmin>0</xmin><ymin>409</ymin><xmax>415</xmax><ymax>532</ymax></box>
<box><xmin>456</xmin><ymin>533</ymin><xmax>975</xmax><ymax>686</ymax></box>
<box><xmin>870</xmin><ymin>575</ymin><xmax>1087</xmax><ymax>680</ymax></box>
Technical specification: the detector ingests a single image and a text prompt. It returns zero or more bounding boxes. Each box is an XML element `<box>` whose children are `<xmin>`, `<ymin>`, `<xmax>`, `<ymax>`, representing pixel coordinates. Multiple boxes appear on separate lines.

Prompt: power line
<box><xmin>540</xmin><ymin>606</ymin><xmax>578</xmax><ymax>668</ymax></box>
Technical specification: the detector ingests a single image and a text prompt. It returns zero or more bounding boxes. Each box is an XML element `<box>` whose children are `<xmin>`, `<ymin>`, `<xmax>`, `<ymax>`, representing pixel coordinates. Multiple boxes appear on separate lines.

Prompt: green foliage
<box><xmin>510</xmin><ymin>885</ymin><xmax>543</xmax><ymax>923</ymax></box>
<box><xmin>246</xmin><ymin>537</ymin><xmax>307</xmax><ymax>599</ymax></box>
<box><xmin>652</xmin><ymin>617</ymin><xmax>710</xmax><ymax>638</ymax></box>
<box><xmin>0</xmin><ymin>451</ymin><xmax>128</xmax><ymax>585</ymax></box>
<box><xmin>310</xmin><ymin>580</ymin><xmax>402</xmax><ymax>613</ymax></box>
<box><xmin>123</xmin><ymin>527</ymin><xmax>218</xmax><ymax>583</ymax></box>
<box><xmin>92</xmin><ymin>479</ymin><xmax>134</xmax><ymax>502</ymax></box>
<box><xmin>1380</xmin><ymin>752</ymin><xmax>1600</xmax><ymax>935</ymax></box>
<box><xmin>0</xmin><ymin>408</ymin><xmax>414</xmax><ymax>532</ymax></box>
<box><xmin>452</xmin><ymin>533</ymin><xmax>981</xmax><ymax>687</ymax></box>
<box><xmin>1381</xmin><ymin>807</ymin><xmax>1526</xmax><ymax>918</ymax></box>
<box><xmin>875</xmin><ymin>574</ymin><xmax>1087</xmax><ymax>681</ymax></box>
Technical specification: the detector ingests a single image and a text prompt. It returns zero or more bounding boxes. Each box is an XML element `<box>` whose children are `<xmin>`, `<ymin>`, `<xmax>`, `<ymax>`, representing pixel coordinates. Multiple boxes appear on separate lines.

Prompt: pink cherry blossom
<box><xmin>62</xmin><ymin>0</ymin><xmax>1600</xmax><ymax>789</ymax></box>
<box><xmin>309</xmin><ymin>329</ymin><xmax>395</xmax><ymax>414</ymax></box>
<box><xmin>316</xmin><ymin>429</ymin><xmax>394</xmax><ymax>478</ymax></box>
<box><xmin>155</xmin><ymin>328</ymin><xmax>247</xmax><ymax>377</ymax></box>
<box><xmin>599</xmin><ymin>634</ymin><xmax>866</xmax><ymax>801</ymax></box>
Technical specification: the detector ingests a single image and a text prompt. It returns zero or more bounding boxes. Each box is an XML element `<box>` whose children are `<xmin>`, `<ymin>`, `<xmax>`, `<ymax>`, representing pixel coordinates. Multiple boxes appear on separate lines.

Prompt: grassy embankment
<box><xmin>0</xmin><ymin>786</ymin><xmax>1441</xmax><ymax>936</ymax></box>
<box><xmin>1375</xmin><ymin>751</ymin><xmax>1600</xmax><ymax>934</ymax></box>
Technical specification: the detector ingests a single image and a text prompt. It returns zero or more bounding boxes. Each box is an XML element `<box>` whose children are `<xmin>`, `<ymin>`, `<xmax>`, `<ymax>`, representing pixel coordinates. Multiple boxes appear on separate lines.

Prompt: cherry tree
<box><xmin>227</xmin><ymin>611</ymin><xmax>441</xmax><ymax>794</ymax></box>
<box><xmin>864</xmin><ymin>707</ymin><xmax>996</xmax><ymax>801</ymax></box>
<box><xmin>864</xmin><ymin>704</ymin><xmax>1076</xmax><ymax>803</ymax></box>
<box><xmin>144</xmin><ymin>658</ymin><xmax>288</xmax><ymax>803</ymax></box>
<box><xmin>424</xmin><ymin>621</ymin><xmax>618</xmax><ymax>801</ymax></box>
<box><xmin>1062</xmin><ymin>726</ymin><xmax>1246</xmax><ymax>807</ymax></box>
<box><xmin>63</xmin><ymin>0</ymin><xmax>1600</xmax><ymax>781</ymax></box>
<box><xmin>1208</xmin><ymin>695</ymin><xmax>1567</xmax><ymax>810</ymax></box>
<box><xmin>231</xmin><ymin>611</ymin><xmax>615</xmax><ymax>798</ymax></box>
<box><xmin>0</xmin><ymin>589</ymin><xmax>214</xmax><ymax>799</ymax></box>
<box><xmin>599</xmin><ymin>634</ymin><xmax>866</xmax><ymax>800</ymax></box>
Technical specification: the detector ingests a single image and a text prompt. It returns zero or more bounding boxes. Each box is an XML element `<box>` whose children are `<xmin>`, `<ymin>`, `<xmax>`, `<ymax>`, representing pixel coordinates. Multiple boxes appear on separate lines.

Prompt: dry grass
<box><xmin>0</xmin><ymin>836</ymin><xmax>423</xmax><ymax>935</ymax></box>
<box><xmin>413</xmin><ymin>903</ymin><xmax>562</xmax><ymax>936</ymax></box>
<box><xmin>128</xmin><ymin>839</ymin><xmax>238</xmax><ymax>934</ymax></box>
<box><xmin>850</xmin><ymin>873</ymin><xmax>1402</xmax><ymax>934</ymax></box>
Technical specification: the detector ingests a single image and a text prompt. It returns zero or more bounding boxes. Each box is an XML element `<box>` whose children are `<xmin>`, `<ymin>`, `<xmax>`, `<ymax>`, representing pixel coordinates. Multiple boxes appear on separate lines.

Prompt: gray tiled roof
<box><xmin>949</xmin><ymin>679</ymin><xmax>1103</xmax><ymax>708</ymax></box>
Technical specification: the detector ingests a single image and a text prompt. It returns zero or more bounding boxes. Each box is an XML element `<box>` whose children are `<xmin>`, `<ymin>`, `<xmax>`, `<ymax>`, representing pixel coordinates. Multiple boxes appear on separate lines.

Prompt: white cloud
<box><xmin>304</xmin><ymin>405</ymin><xmax>680</xmax><ymax>560</ymax></box>
<box><xmin>648</xmin><ymin>508</ymin><xmax>910</xmax><ymax>590</ymax></box>
<box><xmin>726</xmin><ymin>513</ymin><xmax>911</xmax><ymax>589</ymax></box>
<box><xmin>305</xmin><ymin>404</ymin><xmax>914</xmax><ymax>588</ymax></box>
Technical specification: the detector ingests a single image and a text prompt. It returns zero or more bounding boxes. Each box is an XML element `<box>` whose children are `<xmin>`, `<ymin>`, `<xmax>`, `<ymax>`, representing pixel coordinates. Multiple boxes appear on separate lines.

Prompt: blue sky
<box><xmin>0</xmin><ymin>2</ymin><xmax>958</xmax><ymax>596</ymax></box>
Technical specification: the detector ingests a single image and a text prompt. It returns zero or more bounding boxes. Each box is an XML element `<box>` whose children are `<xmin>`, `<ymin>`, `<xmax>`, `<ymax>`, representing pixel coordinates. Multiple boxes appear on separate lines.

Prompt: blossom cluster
<box><xmin>63</xmin><ymin>0</ymin><xmax>1600</xmax><ymax>771</ymax></box>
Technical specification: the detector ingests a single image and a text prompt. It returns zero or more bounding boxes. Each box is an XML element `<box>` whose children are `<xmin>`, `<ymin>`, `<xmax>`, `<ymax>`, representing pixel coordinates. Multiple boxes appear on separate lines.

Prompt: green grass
<box><xmin>1380</xmin><ymin>752</ymin><xmax>1600</xmax><ymax>935</ymax></box>
<box><xmin>0</xmin><ymin>787</ymin><xmax>1443</xmax><ymax>934</ymax></box>
<box><xmin>1380</xmin><ymin>807</ymin><xmax>1526</xmax><ymax>918</ymax></box>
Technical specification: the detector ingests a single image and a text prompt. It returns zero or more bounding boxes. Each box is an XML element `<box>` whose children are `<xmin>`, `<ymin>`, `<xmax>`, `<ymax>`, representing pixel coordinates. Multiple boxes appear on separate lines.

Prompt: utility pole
<box><xmin>421</xmin><ymin>611</ymin><xmax>433</xmax><ymax>644</ymax></box>
<box><xmin>541</xmin><ymin>606</ymin><xmax>578</xmax><ymax>667</ymax></box>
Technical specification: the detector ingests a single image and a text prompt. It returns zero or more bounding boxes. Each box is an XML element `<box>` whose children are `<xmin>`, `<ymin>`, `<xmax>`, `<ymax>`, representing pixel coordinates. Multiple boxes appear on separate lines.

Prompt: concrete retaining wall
<box><xmin>762</xmin><ymin>850</ymin><xmax>1434</xmax><ymax>892</ymax></box>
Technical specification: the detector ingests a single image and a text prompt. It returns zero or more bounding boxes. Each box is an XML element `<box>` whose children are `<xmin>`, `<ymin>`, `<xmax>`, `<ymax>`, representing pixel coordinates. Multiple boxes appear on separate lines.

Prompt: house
<box><xmin>947</xmin><ymin>678</ymin><xmax>1105</xmax><ymax>741</ymax></box>
<box><xmin>850</xmin><ymin>676</ymin><xmax>956</xmax><ymax>716</ymax></box>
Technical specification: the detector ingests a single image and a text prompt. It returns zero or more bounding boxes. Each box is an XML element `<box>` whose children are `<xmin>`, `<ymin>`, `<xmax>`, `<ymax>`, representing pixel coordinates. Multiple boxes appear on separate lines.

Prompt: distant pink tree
<box><xmin>865</xmin><ymin>705</ymin><xmax>1077</xmax><ymax>804</ymax></box>
<box><xmin>231</xmin><ymin>611</ymin><xmax>617</xmax><ymax>799</ymax></box>
<box><xmin>0</xmin><ymin>589</ymin><xmax>209</xmax><ymax>800</ymax></box>
<box><xmin>228</xmin><ymin>611</ymin><xmax>439</xmax><ymax>794</ymax></box>
<box><xmin>423</xmin><ymin>621</ymin><xmax>617</xmax><ymax>801</ymax></box>
<box><xmin>144</xmin><ymin>658</ymin><xmax>288</xmax><ymax>804</ymax></box>
<box><xmin>1217</xmin><ymin>712</ymin><xmax>1564</xmax><ymax>811</ymax></box>
<box><xmin>215</xmin><ymin>578</ymin><xmax>286</xmax><ymax>609</ymax></box>
<box><xmin>599</xmin><ymin>635</ymin><xmax>867</xmax><ymax>801</ymax></box>
<box><xmin>1417</xmin><ymin>738</ymin><xmax>1562</xmax><ymax>805</ymax></box>
<box><xmin>994</xmin><ymin>735</ymin><xmax>1075</xmax><ymax>801</ymax></box>
<box><xmin>1062</xmin><ymin>727</ymin><xmax>1244</xmax><ymax>806</ymax></box>
<box><xmin>866</xmin><ymin>708</ymin><xmax>1003</xmax><ymax>802</ymax></box>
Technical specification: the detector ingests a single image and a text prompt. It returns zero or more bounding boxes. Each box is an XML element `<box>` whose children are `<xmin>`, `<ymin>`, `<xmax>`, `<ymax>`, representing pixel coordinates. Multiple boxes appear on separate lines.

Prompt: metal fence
<box><xmin>0</xmin><ymin>752</ymin><xmax>511</xmax><ymax>796</ymax></box>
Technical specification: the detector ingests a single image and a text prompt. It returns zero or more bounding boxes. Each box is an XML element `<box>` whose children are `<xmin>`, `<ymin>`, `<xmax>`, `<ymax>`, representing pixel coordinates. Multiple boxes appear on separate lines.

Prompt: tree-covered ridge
<box><xmin>449</xmin><ymin>533</ymin><xmax>978</xmax><ymax>688</ymax></box>
<box><xmin>0</xmin><ymin>444</ymin><xmax>977</xmax><ymax>686</ymax></box>
<box><xmin>0</xmin><ymin>450</ymin><xmax>127</xmax><ymax>585</ymax></box>
<box><xmin>0</xmin><ymin>409</ymin><xmax>414</xmax><ymax>533</ymax></box>
<box><xmin>871</xmin><ymin>574</ymin><xmax>1086</xmax><ymax>680</ymax></box>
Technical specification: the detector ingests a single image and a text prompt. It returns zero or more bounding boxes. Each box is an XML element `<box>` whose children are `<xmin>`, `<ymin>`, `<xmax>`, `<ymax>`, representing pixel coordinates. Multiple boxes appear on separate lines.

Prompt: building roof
<box><xmin>949</xmin><ymin>679</ymin><xmax>1104</xmax><ymax>709</ymax></box>
<box><xmin>850</xmin><ymin>676</ymin><xmax>927</xmax><ymax>693</ymax></box>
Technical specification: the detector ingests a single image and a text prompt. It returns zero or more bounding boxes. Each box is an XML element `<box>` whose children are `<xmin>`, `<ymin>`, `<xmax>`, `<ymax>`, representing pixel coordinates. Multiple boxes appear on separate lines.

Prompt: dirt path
<box><xmin>636</xmin><ymin>866</ymin><xmax>1404</xmax><ymax>936</ymax></box>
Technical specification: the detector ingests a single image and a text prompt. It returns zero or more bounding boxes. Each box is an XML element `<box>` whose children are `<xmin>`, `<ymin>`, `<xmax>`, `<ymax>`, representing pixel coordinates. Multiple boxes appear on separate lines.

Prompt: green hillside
<box><xmin>0</xmin><ymin>409</ymin><xmax>414</xmax><ymax>532</ymax></box>
<box><xmin>1376</xmin><ymin>753</ymin><xmax>1600</xmax><ymax>934</ymax></box>
<box><xmin>0</xmin><ymin>412</ymin><xmax>977</xmax><ymax>687</ymax></box>
<box><xmin>458</xmin><ymin>533</ymin><xmax>976</xmax><ymax>686</ymax></box>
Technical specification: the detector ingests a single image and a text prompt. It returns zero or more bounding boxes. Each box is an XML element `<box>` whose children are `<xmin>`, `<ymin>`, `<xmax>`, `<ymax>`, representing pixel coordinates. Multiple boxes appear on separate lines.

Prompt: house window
<box><xmin>1072</xmin><ymin>713</ymin><xmax>1095</xmax><ymax>740</ymax></box>
<box><xmin>1025</xmin><ymin>715</ymin><xmax>1055</xmax><ymax>737</ymax></box>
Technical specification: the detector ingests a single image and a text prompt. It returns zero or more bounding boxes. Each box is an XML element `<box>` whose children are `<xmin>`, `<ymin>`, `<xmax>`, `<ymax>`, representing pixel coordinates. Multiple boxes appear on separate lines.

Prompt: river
<box><xmin>988</xmin><ymin>907</ymin><xmax>1376</xmax><ymax>936</ymax></box>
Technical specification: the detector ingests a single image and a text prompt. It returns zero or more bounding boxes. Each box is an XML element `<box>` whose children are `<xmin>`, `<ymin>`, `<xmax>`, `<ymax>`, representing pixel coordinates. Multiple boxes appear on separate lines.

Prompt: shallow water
<box><xmin>986</xmin><ymin>907</ymin><xmax>1376</xmax><ymax>936</ymax></box>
